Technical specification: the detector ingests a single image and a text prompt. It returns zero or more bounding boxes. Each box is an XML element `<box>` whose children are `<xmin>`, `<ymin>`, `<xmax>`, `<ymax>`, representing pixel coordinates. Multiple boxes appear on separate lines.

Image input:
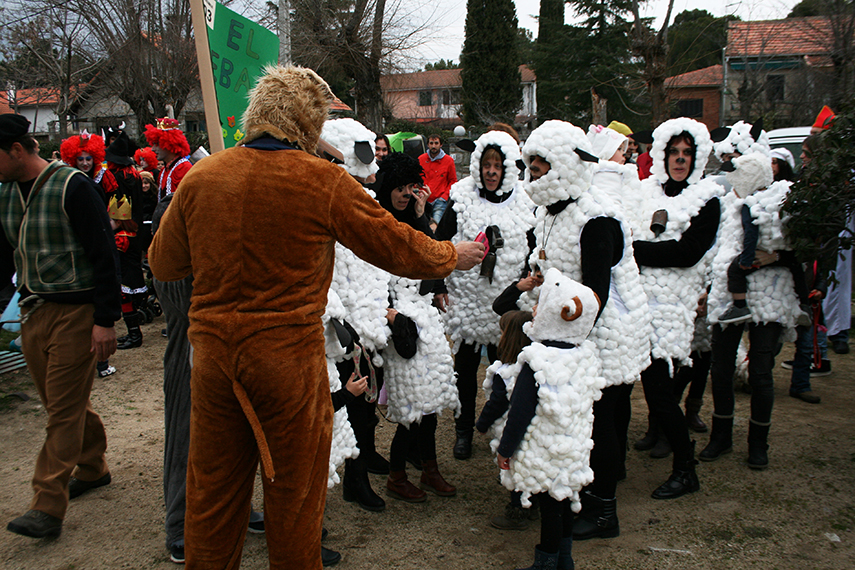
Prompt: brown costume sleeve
<box><xmin>148</xmin><ymin>189</ymin><xmax>192</xmax><ymax>282</ymax></box>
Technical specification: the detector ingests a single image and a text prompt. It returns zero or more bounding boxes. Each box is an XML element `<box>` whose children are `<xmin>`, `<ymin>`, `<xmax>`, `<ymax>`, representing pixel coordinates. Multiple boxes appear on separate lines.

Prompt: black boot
<box><xmin>117</xmin><ymin>312</ymin><xmax>143</xmax><ymax>350</ymax></box>
<box><xmin>684</xmin><ymin>397</ymin><xmax>708</xmax><ymax>433</ymax></box>
<box><xmin>321</xmin><ymin>546</ymin><xmax>341</xmax><ymax>567</ymax></box>
<box><xmin>453</xmin><ymin>427</ymin><xmax>473</xmax><ymax>460</ymax></box>
<box><xmin>342</xmin><ymin>458</ymin><xmax>385</xmax><ymax>512</ymax></box>
<box><xmin>557</xmin><ymin>536</ymin><xmax>574</xmax><ymax>570</ymax></box>
<box><xmin>651</xmin><ymin>442</ymin><xmax>700</xmax><ymax>500</ymax></box>
<box><xmin>362</xmin><ymin>421</ymin><xmax>390</xmax><ymax>475</ymax></box>
<box><xmin>649</xmin><ymin>428</ymin><xmax>672</xmax><ymax>459</ymax></box>
<box><xmin>572</xmin><ymin>491</ymin><xmax>619</xmax><ymax>540</ymax></box>
<box><xmin>516</xmin><ymin>545</ymin><xmax>559</xmax><ymax>570</ymax></box>
<box><xmin>699</xmin><ymin>416</ymin><xmax>733</xmax><ymax>462</ymax></box>
<box><xmin>747</xmin><ymin>420</ymin><xmax>770</xmax><ymax>470</ymax></box>
<box><xmin>634</xmin><ymin>414</ymin><xmax>657</xmax><ymax>451</ymax></box>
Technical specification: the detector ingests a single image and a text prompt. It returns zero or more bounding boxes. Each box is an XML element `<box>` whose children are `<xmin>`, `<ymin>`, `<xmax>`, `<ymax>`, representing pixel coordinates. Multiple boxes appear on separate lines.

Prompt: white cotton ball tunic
<box><xmin>521</xmin><ymin>121</ymin><xmax>651</xmax><ymax>386</ymax></box>
<box><xmin>707</xmin><ymin>184</ymin><xmax>801</xmax><ymax>330</ymax></box>
<box><xmin>493</xmin><ymin>342</ymin><xmax>606</xmax><ymax>510</ymax></box>
<box><xmin>712</xmin><ymin>120</ymin><xmax>771</xmax><ymax>161</ymax></box>
<box><xmin>444</xmin><ymin>131</ymin><xmax>536</xmax><ymax>350</ymax></box>
<box><xmin>383</xmin><ymin>276</ymin><xmax>460</xmax><ymax>427</ymax></box>
<box><xmin>631</xmin><ymin>118</ymin><xmax>724</xmax><ymax>370</ymax></box>
<box><xmin>322</xmin><ymin>290</ymin><xmax>359</xmax><ymax>488</ymax></box>
<box><xmin>481</xmin><ymin>359</ymin><xmax>524</xmax><ymax>439</ymax></box>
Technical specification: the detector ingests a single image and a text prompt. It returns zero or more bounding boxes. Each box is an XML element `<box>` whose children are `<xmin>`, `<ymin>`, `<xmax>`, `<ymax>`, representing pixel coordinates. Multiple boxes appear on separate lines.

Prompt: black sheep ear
<box><xmin>710</xmin><ymin>127</ymin><xmax>731</xmax><ymax>143</ymax></box>
<box><xmin>630</xmin><ymin>130</ymin><xmax>653</xmax><ymax>144</ymax></box>
<box><xmin>354</xmin><ymin>141</ymin><xmax>374</xmax><ymax>164</ymax></box>
<box><xmin>720</xmin><ymin>160</ymin><xmax>736</xmax><ymax>172</ymax></box>
<box><xmin>749</xmin><ymin>118</ymin><xmax>764</xmax><ymax>142</ymax></box>
<box><xmin>456</xmin><ymin>139</ymin><xmax>476</xmax><ymax>152</ymax></box>
<box><xmin>516</xmin><ymin>159</ymin><xmax>526</xmax><ymax>171</ymax></box>
<box><xmin>574</xmin><ymin>148</ymin><xmax>600</xmax><ymax>163</ymax></box>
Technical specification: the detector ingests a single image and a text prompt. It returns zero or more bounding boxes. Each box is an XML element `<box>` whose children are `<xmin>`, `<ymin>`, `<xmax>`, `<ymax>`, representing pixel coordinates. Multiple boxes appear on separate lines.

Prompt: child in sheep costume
<box><xmin>701</xmin><ymin>154</ymin><xmax>806</xmax><ymax>470</ymax></box>
<box><xmin>322</xmin><ymin>118</ymin><xmax>392</xmax><ymax>512</ymax></box>
<box><xmin>586</xmin><ymin>125</ymin><xmax>643</xmax><ymax>214</ymax></box>
<box><xmin>435</xmin><ymin>130</ymin><xmax>536</xmax><ymax>460</ymax></box>
<box><xmin>519</xmin><ymin>120</ymin><xmax>650</xmax><ymax>540</ymax></box>
<box><xmin>148</xmin><ymin>66</ymin><xmax>465</xmax><ymax>570</ymax></box>
<box><xmin>495</xmin><ymin>269</ymin><xmax>606</xmax><ymax>570</ymax></box>
<box><xmin>715</xmin><ymin>153</ymin><xmax>809</xmax><ymax>326</ymax></box>
<box><xmin>630</xmin><ymin>117</ymin><xmax>724</xmax><ymax>500</ymax></box>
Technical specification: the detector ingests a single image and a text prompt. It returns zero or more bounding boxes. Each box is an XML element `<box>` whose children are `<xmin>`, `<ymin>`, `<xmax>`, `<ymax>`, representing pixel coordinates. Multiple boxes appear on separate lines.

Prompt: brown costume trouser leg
<box><xmin>186</xmin><ymin>329</ymin><xmax>332</xmax><ymax>570</ymax></box>
<box><xmin>21</xmin><ymin>303</ymin><xmax>108</xmax><ymax>520</ymax></box>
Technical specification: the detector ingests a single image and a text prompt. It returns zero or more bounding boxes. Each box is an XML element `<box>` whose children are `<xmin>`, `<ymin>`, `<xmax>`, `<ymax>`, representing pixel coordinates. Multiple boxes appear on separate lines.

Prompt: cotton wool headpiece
<box><xmin>523</xmin><ymin>120</ymin><xmax>596</xmax><ymax>206</ymax></box>
<box><xmin>524</xmin><ymin>268</ymin><xmax>599</xmax><ymax>344</ymax></box>
<box><xmin>725</xmin><ymin>152</ymin><xmax>773</xmax><ymax>199</ymax></box>
<box><xmin>712</xmin><ymin>120</ymin><xmax>771</xmax><ymax>160</ymax></box>
<box><xmin>321</xmin><ymin>118</ymin><xmax>379</xmax><ymax>180</ymax></box>
<box><xmin>649</xmin><ymin>117</ymin><xmax>713</xmax><ymax>186</ymax></box>
<box><xmin>587</xmin><ymin>125</ymin><xmax>627</xmax><ymax>162</ymax></box>
<box><xmin>469</xmin><ymin>130</ymin><xmax>521</xmax><ymax>197</ymax></box>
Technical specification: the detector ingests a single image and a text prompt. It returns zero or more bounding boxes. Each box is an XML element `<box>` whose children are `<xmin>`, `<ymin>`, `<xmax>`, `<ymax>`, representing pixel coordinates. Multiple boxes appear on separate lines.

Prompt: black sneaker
<box><xmin>68</xmin><ymin>473</ymin><xmax>111</xmax><ymax>499</ymax></box>
<box><xmin>811</xmin><ymin>360</ymin><xmax>832</xmax><ymax>377</ymax></box>
<box><xmin>248</xmin><ymin>511</ymin><xmax>264</xmax><ymax>534</ymax></box>
<box><xmin>718</xmin><ymin>304</ymin><xmax>752</xmax><ymax>325</ymax></box>
<box><xmin>322</xmin><ymin>546</ymin><xmax>341</xmax><ymax>567</ymax></box>
<box><xmin>780</xmin><ymin>360</ymin><xmax>794</xmax><ymax>370</ymax></box>
<box><xmin>7</xmin><ymin>510</ymin><xmax>62</xmax><ymax>538</ymax></box>
<box><xmin>170</xmin><ymin>542</ymin><xmax>185</xmax><ymax>564</ymax></box>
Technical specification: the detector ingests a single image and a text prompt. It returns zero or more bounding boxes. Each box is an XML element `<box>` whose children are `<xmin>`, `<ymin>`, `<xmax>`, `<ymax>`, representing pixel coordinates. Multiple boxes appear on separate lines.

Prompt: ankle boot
<box><xmin>699</xmin><ymin>416</ymin><xmax>733</xmax><ymax>462</ymax></box>
<box><xmin>634</xmin><ymin>414</ymin><xmax>657</xmax><ymax>451</ymax></box>
<box><xmin>321</xmin><ymin>546</ymin><xmax>341</xmax><ymax>567</ymax></box>
<box><xmin>747</xmin><ymin>420</ymin><xmax>770</xmax><ymax>470</ymax></box>
<box><xmin>557</xmin><ymin>536</ymin><xmax>574</xmax><ymax>570</ymax></box>
<box><xmin>361</xmin><ymin>425</ymin><xmax>390</xmax><ymax>475</ymax></box>
<box><xmin>684</xmin><ymin>397</ymin><xmax>708</xmax><ymax>433</ymax></box>
<box><xmin>651</xmin><ymin>442</ymin><xmax>700</xmax><ymax>500</ymax></box>
<box><xmin>117</xmin><ymin>312</ymin><xmax>143</xmax><ymax>350</ymax></box>
<box><xmin>386</xmin><ymin>470</ymin><xmax>426</xmax><ymax>502</ymax></box>
<box><xmin>453</xmin><ymin>427</ymin><xmax>473</xmax><ymax>460</ymax></box>
<box><xmin>419</xmin><ymin>459</ymin><xmax>456</xmax><ymax>496</ymax></box>
<box><xmin>572</xmin><ymin>491</ymin><xmax>619</xmax><ymax>540</ymax></box>
<box><xmin>649</xmin><ymin>428</ymin><xmax>672</xmax><ymax>459</ymax></box>
<box><xmin>516</xmin><ymin>545</ymin><xmax>559</xmax><ymax>570</ymax></box>
<box><xmin>342</xmin><ymin>458</ymin><xmax>385</xmax><ymax>512</ymax></box>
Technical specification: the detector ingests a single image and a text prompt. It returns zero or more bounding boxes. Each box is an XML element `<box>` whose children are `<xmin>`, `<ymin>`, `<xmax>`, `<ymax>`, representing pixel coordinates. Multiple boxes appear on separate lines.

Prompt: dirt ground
<box><xmin>1</xmin><ymin>316</ymin><xmax>853</xmax><ymax>570</ymax></box>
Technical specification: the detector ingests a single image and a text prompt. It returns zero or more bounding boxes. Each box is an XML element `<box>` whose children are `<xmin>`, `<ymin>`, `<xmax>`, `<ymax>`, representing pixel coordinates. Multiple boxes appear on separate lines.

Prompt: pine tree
<box><xmin>532</xmin><ymin>0</ymin><xmax>569</xmax><ymax>123</ymax></box>
<box><xmin>460</xmin><ymin>0</ymin><xmax>523</xmax><ymax>125</ymax></box>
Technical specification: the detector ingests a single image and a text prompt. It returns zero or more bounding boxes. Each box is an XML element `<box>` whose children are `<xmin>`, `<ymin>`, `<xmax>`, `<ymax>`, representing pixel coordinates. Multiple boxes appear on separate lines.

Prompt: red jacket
<box><xmin>419</xmin><ymin>152</ymin><xmax>457</xmax><ymax>203</ymax></box>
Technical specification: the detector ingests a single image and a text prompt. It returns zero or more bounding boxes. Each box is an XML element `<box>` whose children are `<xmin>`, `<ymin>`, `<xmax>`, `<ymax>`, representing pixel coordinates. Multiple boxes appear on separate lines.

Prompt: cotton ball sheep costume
<box><xmin>481</xmin><ymin>358</ymin><xmax>524</xmax><ymax>440</ymax></box>
<box><xmin>707</xmin><ymin>161</ymin><xmax>801</xmax><ymax>331</ymax></box>
<box><xmin>383</xmin><ymin>276</ymin><xmax>460</xmax><ymax>427</ymax></box>
<box><xmin>493</xmin><ymin>269</ymin><xmax>606</xmax><ymax>510</ymax></box>
<box><xmin>321</xmin><ymin>289</ymin><xmax>360</xmax><ymax>488</ymax></box>
<box><xmin>323</xmin><ymin>119</ymin><xmax>391</xmax><ymax>357</ymax></box>
<box><xmin>631</xmin><ymin>117</ymin><xmax>724</xmax><ymax>371</ymax></box>
<box><xmin>443</xmin><ymin>130</ymin><xmax>536</xmax><ymax>350</ymax></box>
<box><xmin>712</xmin><ymin>120</ymin><xmax>771</xmax><ymax>161</ymax></box>
<box><xmin>521</xmin><ymin>120</ymin><xmax>651</xmax><ymax>386</ymax></box>
<box><xmin>586</xmin><ymin>125</ymin><xmax>644</xmax><ymax>213</ymax></box>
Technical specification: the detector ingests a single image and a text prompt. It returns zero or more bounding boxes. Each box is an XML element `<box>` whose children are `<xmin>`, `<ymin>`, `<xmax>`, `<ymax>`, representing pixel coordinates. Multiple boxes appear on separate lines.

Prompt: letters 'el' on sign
<box><xmin>206</xmin><ymin>1</ymin><xmax>279</xmax><ymax>148</ymax></box>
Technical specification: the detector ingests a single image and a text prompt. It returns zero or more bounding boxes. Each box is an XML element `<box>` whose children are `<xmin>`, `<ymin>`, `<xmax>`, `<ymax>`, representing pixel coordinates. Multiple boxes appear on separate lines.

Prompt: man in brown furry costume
<box><xmin>149</xmin><ymin>66</ymin><xmax>484</xmax><ymax>569</ymax></box>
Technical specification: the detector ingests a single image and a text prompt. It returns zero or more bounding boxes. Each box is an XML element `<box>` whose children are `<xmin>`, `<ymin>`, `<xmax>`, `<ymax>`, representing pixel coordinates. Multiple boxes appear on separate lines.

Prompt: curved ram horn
<box><xmin>560</xmin><ymin>297</ymin><xmax>583</xmax><ymax>321</ymax></box>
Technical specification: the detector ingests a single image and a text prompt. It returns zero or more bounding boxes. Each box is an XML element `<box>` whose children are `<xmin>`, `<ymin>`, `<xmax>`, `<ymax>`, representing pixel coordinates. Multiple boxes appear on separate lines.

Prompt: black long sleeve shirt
<box><xmin>633</xmin><ymin>198</ymin><xmax>721</xmax><ymax>268</ymax></box>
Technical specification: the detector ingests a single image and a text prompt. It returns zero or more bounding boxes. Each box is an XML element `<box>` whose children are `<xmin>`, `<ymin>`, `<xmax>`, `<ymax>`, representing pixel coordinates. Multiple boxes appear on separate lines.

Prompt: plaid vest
<box><xmin>0</xmin><ymin>161</ymin><xmax>96</xmax><ymax>294</ymax></box>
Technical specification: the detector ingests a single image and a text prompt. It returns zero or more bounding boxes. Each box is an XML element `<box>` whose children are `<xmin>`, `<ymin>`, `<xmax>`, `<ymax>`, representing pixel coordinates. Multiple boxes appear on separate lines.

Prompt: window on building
<box><xmin>418</xmin><ymin>91</ymin><xmax>432</xmax><ymax>106</ymax></box>
<box><xmin>676</xmin><ymin>99</ymin><xmax>703</xmax><ymax>119</ymax></box>
<box><xmin>185</xmin><ymin>120</ymin><xmax>202</xmax><ymax>132</ymax></box>
<box><xmin>766</xmin><ymin>75</ymin><xmax>785</xmax><ymax>103</ymax></box>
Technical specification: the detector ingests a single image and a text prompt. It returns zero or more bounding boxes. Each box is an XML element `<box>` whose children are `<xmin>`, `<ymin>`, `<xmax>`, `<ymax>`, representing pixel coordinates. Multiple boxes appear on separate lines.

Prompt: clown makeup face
<box><xmin>76</xmin><ymin>152</ymin><xmax>94</xmax><ymax>174</ymax></box>
<box><xmin>666</xmin><ymin>138</ymin><xmax>694</xmax><ymax>182</ymax></box>
<box><xmin>391</xmin><ymin>183</ymin><xmax>418</xmax><ymax>211</ymax></box>
<box><xmin>529</xmin><ymin>156</ymin><xmax>551</xmax><ymax>181</ymax></box>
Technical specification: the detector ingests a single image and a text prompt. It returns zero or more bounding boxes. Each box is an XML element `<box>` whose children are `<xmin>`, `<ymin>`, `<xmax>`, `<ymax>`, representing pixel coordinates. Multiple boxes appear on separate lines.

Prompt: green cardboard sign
<box><xmin>205</xmin><ymin>1</ymin><xmax>279</xmax><ymax>148</ymax></box>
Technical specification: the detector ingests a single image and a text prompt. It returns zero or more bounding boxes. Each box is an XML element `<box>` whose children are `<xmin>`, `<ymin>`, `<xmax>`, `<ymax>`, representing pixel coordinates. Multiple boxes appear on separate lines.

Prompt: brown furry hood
<box><xmin>240</xmin><ymin>66</ymin><xmax>333</xmax><ymax>154</ymax></box>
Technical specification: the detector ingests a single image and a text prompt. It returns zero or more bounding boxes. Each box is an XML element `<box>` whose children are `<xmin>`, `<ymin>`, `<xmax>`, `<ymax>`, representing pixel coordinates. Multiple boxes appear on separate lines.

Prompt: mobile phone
<box><xmin>475</xmin><ymin>231</ymin><xmax>490</xmax><ymax>259</ymax></box>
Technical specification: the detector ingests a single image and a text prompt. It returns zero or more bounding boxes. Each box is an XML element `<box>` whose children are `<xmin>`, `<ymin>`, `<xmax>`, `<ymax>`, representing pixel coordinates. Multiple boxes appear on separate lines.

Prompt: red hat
<box><xmin>144</xmin><ymin>117</ymin><xmax>190</xmax><ymax>157</ymax></box>
<box><xmin>134</xmin><ymin>147</ymin><xmax>159</xmax><ymax>171</ymax></box>
<box><xmin>812</xmin><ymin>105</ymin><xmax>835</xmax><ymax>130</ymax></box>
<box><xmin>60</xmin><ymin>131</ymin><xmax>105</xmax><ymax>175</ymax></box>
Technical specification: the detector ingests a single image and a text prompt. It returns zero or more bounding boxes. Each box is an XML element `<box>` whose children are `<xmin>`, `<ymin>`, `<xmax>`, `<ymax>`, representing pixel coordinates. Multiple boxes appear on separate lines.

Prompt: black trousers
<box><xmin>640</xmin><ymin>357</ymin><xmax>693</xmax><ymax>467</ymax></box>
<box><xmin>454</xmin><ymin>341</ymin><xmax>498</xmax><ymax>431</ymax></box>
<box><xmin>389</xmin><ymin>413</ymin><xmax>437</xmax><ymax>471</ymax></box>
<box><xmin>587</xmin><ymin>383</ymin><xmax>633</xmax><ymax>498</ymax></box>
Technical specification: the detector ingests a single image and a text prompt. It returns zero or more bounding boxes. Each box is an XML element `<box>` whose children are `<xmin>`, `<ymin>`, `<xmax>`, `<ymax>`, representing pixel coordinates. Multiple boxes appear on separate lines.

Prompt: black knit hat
<box><xmin>0</xmin><ymin>114</ymin><xmax>31</xmax><ymax>146</ymax></box>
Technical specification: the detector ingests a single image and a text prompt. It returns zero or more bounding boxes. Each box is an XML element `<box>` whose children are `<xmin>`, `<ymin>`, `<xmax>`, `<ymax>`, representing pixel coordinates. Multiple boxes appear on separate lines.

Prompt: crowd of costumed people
<box><xmin>2</xmin><ymin>95</ymin><xmax>845</xmax><ymax>570</ymax></box>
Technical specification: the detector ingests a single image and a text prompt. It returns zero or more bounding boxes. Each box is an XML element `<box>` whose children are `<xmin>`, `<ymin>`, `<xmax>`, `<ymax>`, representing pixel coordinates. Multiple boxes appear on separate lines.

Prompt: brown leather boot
<box><xmin>386</xmin><ymin>470</ymin><xmax>426</xmax><ymax>503</ymax></box>
<box><xmin>419</xmin><ymin>459</ymin><xmax>456</xmax><ymax>496</ymax></box>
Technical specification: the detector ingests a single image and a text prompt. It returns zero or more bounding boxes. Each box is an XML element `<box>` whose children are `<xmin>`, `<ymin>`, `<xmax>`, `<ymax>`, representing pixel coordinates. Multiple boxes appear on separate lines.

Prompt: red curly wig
<box><xmin>134</xmin><ymin>147</ymin><xmax>159</xmax><ymax>171</ymax></box>
<box><xmin>60</xmin><ymin>133</ymin><xmax>105</xmax><ymax>176</ymax></box>
<box><xmin>144</xmin><ymin>119</ymin><xmax>191</xmax><ymax>157</ymax></box>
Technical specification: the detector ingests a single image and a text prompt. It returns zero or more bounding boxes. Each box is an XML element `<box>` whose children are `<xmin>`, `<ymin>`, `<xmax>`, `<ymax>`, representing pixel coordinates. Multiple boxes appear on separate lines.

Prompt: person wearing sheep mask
<box><xmin>496</xmin><ymin>268</ymin><xmax>606</xmax><ymax>570</ymax></box>
<box><xmin>321</xmin><ymin>118</ymin><xmax>392</xmax><ymax>513</ymax></box>
<box><xmin>630</xmin><ymin>117</ymin><xmax>723</xmax><ymax>500</ymax></box>
<box><xmin>517</xmin><ymin>120</ymin><xmax>651</xmax><ymax>541</ymax></box>
<box><xmin>702</xmin><ymin>149</ymin><xmax>816</xmax><ymax>468</ymax></box>
<box><xmin>435</xmin><ymin>128</ymin><xmax>536</xmax><ymax>461</ymax></box>
<box><xmin>709</xmin><ymin>119</ymin><xmax>771</xmax><ymax>193</ymax></box>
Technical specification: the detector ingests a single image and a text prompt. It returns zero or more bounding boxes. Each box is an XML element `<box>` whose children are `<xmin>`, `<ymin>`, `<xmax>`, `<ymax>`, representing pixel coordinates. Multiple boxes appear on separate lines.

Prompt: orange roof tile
<box><xmin>727</xmin><ymin>17</ymin><xmax>836</xmax><ymax>58</ymax></box>
<box><xmin>666</xmin><ymin>65</ymin><xmax>723</xmax><ymax>88</ymax></box>
<box><xmin>0</xmin><ymin>92</ymin><xmax>13</xmax><ymax>115</ymax></box>
<box><xmin>382</xmin><ymin>65</ymin><xmax>535</xmax><ymax>91</ymax></box>
<box><xmin>330</xmin><ymin>95</ymin><xmax>352</xmax><ymax>112</ymax></box>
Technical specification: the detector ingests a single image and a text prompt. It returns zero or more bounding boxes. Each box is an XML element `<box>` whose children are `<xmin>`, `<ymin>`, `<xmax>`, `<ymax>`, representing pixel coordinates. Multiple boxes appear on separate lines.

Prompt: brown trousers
<box><xmin>21</xmin><ymin>302</ymin><xmax>109</xmax><ymax>520</ymax></box>
<box><xmin>186</xmin><ymin>328</ymin><xmax>332</xmax><ymax>569</ymax></box>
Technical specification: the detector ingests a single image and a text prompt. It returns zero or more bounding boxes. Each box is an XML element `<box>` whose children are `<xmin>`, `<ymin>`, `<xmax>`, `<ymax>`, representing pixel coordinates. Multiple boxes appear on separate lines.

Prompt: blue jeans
<box><xmin>430</xmin><ymin>198</ymin><xmax>447</xmax><ymax>224</ymax></box>
<box><xmin>790</xmin><ymin>325</ymin><xmax>827</xmax><ymax>394</ymax></box>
